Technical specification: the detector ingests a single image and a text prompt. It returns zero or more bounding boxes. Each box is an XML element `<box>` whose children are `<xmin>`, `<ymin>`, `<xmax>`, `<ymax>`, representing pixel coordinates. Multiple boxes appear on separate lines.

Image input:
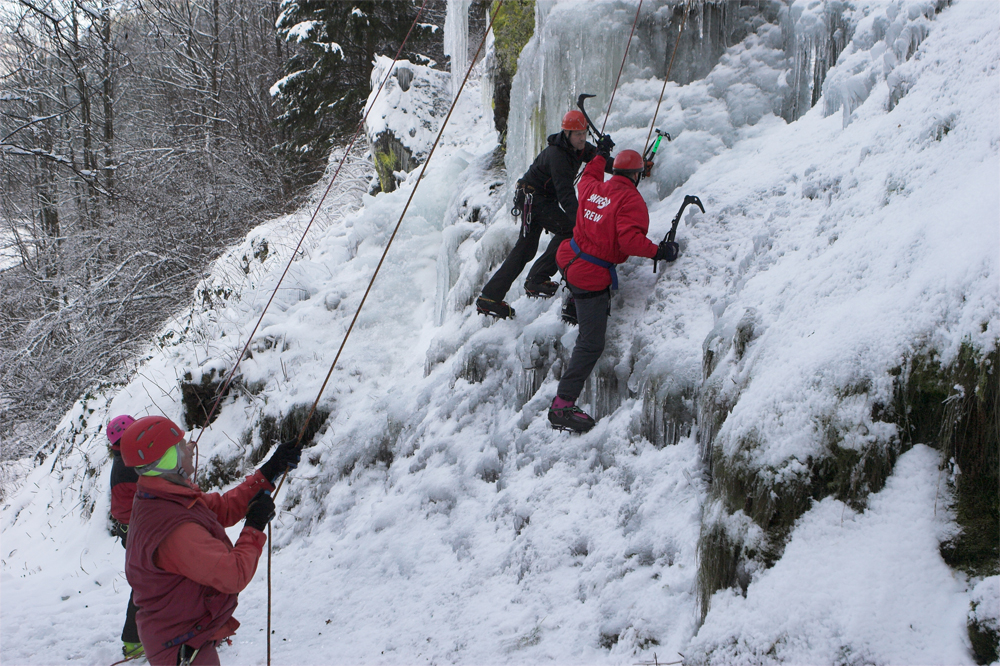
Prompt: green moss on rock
<box><xmin>489</xmin><ymin>0</ymin><xmax>534</xmax><ymax>143</ymax></box>
<box><xmin>696</xmin><ymin>339</ymin><xmax>998</xmax><ymax>622</ymax></box>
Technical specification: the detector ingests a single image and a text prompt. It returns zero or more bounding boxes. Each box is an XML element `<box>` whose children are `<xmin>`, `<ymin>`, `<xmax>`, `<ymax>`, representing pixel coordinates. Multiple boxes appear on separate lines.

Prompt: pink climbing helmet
<box><xmin>106</xmin><ymin>414</ymin><xmax>136</xmax><ymax>449</ymax></box>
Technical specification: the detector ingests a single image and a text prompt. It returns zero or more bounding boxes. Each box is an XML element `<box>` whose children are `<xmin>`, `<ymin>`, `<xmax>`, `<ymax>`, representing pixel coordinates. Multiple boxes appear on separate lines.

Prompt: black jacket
<box><xmin>521</xmin><ymin>132</ymin><xmax>610</xmax><ymax>220</ymax></box>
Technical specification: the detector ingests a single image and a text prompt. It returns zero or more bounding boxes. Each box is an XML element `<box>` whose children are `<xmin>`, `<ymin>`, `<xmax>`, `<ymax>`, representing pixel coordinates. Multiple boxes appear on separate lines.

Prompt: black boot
<box><xmin>476</xmin><ymin>295</ymin><xmax>515</xmax><ymax>319</ymax></box>
<box><xmin>561</xmin><ymin>297</ymin><xmax>577</xmax><ymax>325</ymax></box>
<box><xmin>547</xmin><ymin>397</ymin><xmax>595</xmax><ymax>433</ymax></box>
<box><xmin>524</xmin><ymin>279</ymin><xmax>558</xmax><ymax>298</ymax></box>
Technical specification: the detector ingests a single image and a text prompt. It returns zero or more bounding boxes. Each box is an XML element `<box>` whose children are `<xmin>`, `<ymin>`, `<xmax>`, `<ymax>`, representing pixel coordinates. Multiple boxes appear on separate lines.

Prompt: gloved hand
<box><xmin>244</xmin><ymin>490</ymin><xmax>276</xmax><ymax>531</ymax></box>
<box><xmin>596</xmin><ymin>134</ymin><xmax>615</xmax><ymax>159</ymax></box>
<box><xmin>258</xmin><ymin>440</ymin><xmax>302</xmax><ymax>485</ymax></box>
<box><xmin>654</xmin><ymin>241</ymin><xmax>680</xmax><ymax>263</ymax></box>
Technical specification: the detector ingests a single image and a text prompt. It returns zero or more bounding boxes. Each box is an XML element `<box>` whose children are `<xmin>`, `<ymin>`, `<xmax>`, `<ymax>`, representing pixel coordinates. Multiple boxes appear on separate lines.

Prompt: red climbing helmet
<box><xmin>613</xmin><ymin>149</ymin><xmax>645</xmax><ymax>173</ymax></box>
<box><xmin>120</xmin><ymin>415</ymin><xmax>186</xmax><ymax>468</ymax></box>
<box><xmin>561</xmin><ymin>110</ymin><xmax>587</xmax><ymax>131</ymax></box>
<box><xmin>106</xmin><ymin>414</ymin><xmax>136</xmax><ymax>449</ymax></box>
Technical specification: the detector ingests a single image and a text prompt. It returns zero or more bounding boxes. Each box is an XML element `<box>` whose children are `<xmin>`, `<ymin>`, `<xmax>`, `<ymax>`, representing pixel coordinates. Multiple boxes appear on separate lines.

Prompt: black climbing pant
<box><xmin>122</xmin><ymin>590</ymin><xmax>140</xmax><ymax>643</ymax></box>
<box><xmin>557</xmin><ymin>285</ymin><xmax>611</xmax><ymax>401</ymax></box>
<box><xmin>481</xmin><ymin>196</ymin><xmax>572</xmax><ymax>302</ymax></box>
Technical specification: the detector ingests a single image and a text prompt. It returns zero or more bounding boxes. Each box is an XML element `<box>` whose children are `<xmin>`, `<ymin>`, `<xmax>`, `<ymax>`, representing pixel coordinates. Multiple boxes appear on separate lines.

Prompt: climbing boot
<box><xmin>122</xmin><ymin>641</ymin><xmax>145</xmax><ymax>660</ymax></box>
<box><xmin>524</xmin><ymin>279</ymin><xmax>558</xmax><ymax>298</ymax></box>
<box><xmin>476</xmin><ymin>296</ymin><xmax>515</xmax><ymax>319</ymax></box>
<box><xmin>548</xmin><ymin>396</ymin><xmax>595</xmax><ymax>433</ymax></box>
<box><xmin>561</xmin><ymin>297</ymin><xmax>577</xmax><ymax>325</ymax></box>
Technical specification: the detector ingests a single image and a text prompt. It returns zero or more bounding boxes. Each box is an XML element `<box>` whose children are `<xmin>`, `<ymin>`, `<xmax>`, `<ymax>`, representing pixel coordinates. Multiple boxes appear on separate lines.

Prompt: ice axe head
<box><xmin>575</xmin><ymin>93</ymin><xmax>602</xmax><ymax>138</ymax></box>
<box><xmin>683</xmin><ymin>194</ymin><xmax>705</xmax><ymax>214</ymax></box>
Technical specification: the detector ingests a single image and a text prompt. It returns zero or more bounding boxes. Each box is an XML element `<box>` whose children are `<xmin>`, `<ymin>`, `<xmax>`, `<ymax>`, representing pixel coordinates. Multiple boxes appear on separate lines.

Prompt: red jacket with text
<box><xmin>125</xmin><ymin>472</ymin><xmax>272</xmax><ymax>665</ymax></box>
<box><xmin>556</xmin><ymin>154</ymin><xmax>658</xmax><ymax>292</ymax></box>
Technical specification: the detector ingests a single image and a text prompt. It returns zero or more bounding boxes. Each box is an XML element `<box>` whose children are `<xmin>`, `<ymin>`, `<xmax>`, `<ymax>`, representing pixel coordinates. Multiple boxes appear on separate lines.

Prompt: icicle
<box><xmin>444</xmin><ymin>0</ymin><xmax>472</xmax><ymax>98</ymax></box>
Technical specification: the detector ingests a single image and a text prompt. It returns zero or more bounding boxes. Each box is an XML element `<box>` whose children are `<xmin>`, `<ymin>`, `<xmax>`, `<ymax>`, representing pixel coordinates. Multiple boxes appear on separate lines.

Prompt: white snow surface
<box><xmin>2</xmin><ymin>1</ymin><xmax>998</xmax><ymax>665</ymax></box>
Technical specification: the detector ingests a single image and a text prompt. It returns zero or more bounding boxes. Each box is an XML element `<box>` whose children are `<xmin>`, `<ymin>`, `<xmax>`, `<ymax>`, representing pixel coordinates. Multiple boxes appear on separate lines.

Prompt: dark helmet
<box><xmin>612</xmin><ymin>149</ymin><xmax>644</xmax><ymax>174</ymax></box>
<box><xmin>120</xmin><ymin>415</ymin><xmax>185</xmax><ymax>468</ymax></box>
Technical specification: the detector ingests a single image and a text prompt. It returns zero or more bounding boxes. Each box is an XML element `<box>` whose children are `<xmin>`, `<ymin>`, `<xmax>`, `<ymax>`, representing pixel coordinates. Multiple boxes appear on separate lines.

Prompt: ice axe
<box><xmin>576</xmin><ymin>93</ymin><xmax>605</xmax><ymax>141</ymax></box>
<box><xmin>642</xmin><ymin>128</ymin><xmax>671</xmax><ymax>178</ymax></box>
<box><xmin>654</xmin><ymin>194</ymin><xmax>704</xmax><ymax>274</ymax></box>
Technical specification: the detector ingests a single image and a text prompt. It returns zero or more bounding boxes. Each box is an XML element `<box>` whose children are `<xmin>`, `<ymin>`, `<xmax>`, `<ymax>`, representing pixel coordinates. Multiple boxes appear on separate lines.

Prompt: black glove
<box><xmin>258</xmin><ymin>440</ymin><xmax>302</xmax><ymax>485</ymax></box>
<box><xmin>596</xmin><ymin>134</ymin><xmax>615</xmax><ymax>159</ymax></box>
<box><xmin>654</xmin><ymin>241</ymin><xmax>680</xmax><ymax>263</ymax></box>
<box><xmin>244</xmin><ymin>490</ymin><xmax>276</xmax><ymax>531</ymax></box>
<box><xmin>115</xmin><ymin>521</ymin><xmax>128</xmax><ymax>548</ymax></box>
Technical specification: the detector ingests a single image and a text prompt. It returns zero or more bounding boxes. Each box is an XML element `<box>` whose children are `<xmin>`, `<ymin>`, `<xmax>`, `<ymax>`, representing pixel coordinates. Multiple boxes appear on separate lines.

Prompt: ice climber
<box><xmin>476</xmin><ymin>109</ymin><xmax>614</xmax><ymax>319</ymax></box>
<box><xmin>107</xmin><ymin>414</ymin><xmax>143</xmax><ymax>660</ymax></box>
<box><xmin>548</xmin><ymin>148</ymin><xmax>680</xmax><ymax>433</ymax></box>
<box><xmin>120</xmin><ymin>415</ymin><xmax>301</xmax><ymax>665</ymax></box>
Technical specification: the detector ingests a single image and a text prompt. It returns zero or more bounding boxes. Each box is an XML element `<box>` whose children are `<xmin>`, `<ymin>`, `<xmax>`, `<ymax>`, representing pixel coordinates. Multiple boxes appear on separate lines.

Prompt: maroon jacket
<box><xmin>557</xmin><ymin>154</ymin><xmax>658</xmax><ymax>291</ymax></box>
<box><xmin>125</xmin><ymin>473</ymin><xmax>270</xmax><ymax>665</ymax></box>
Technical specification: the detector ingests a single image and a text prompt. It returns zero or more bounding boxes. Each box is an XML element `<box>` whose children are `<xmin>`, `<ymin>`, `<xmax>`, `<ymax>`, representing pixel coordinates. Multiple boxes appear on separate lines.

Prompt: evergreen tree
<box><xmin>272</xmin><ymin>0</ymin><xmax>443</xmax><ymax>154</ymax></box>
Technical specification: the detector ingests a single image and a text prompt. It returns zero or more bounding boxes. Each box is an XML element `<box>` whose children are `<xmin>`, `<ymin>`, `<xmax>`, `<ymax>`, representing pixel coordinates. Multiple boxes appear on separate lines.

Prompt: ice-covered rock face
<box><xmin>504</xmin><ymin>0</ymin><xmax>940</xmax><ymax>196</ymax></box>
<box><xmin>505</xmin><ymin>1</ymin><xmax>793</xmax><ymax>196</ymax></box>
<box><xmin>365</xmin><ymin>56</ymin><xmax>452</xmax><ymax>192</ymax></box>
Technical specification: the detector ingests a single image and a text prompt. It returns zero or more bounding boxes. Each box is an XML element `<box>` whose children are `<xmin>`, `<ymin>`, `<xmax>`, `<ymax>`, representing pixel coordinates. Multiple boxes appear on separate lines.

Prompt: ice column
<box><xmin>444</xmin><ymin>0</ymin><xmax>471</xmax><ymax>98</ymax></box>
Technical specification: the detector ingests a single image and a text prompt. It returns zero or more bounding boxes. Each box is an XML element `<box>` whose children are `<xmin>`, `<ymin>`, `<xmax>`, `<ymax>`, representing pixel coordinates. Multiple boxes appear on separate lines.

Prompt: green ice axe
<box><xmin>642</xmin><ymin>129</ymin><xmax>671</xmax><ymax>178</ymax></box>
<box><xmin>654</xmin><ymin>194</ymin><xmax>704</xmax><ymax>274</ymax></box>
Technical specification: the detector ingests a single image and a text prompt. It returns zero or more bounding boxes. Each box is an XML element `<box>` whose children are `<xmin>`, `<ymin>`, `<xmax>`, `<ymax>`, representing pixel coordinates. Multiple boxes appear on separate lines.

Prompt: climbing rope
<box><xmin>643</xmin><ymin>0</ymin><xmax>692</xmax><ymax>155</ymax></box>
<box><xmin>264</xmin><ymin>3</ymin><xmax>505</xmax><ymax>664</ymax></box>
<box><xmin>601</xmin><ymin>0</ymin><xmax>643</xmax><ymax>134</ymax></box>
<box><xmin>186</xmin><ymin>0</ymin><xmax>430</xmax><ymax>478</ymax></box>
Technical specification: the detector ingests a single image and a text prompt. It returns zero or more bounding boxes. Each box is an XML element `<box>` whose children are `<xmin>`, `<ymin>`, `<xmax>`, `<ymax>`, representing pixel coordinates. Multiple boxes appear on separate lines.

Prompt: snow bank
<box><xmin>2</xmin><ymin>1</ymin><xmax>996</xmax><ymax>665</ymax></box>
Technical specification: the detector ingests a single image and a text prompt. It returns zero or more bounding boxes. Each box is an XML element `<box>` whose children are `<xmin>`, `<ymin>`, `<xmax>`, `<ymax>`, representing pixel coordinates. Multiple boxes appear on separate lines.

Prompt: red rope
<box><xmin>643</xmin><ymin>0</ymin><xmax>692</xmax><ymax>155</ymax></box>
<box><xmin>265</xmin><ymin>3</ymin><xmax>506</xmax><ymax>663</ymax></box>
<box><xmin>188</xmin><ymin>0</ymin><xmax>430</xmax><ymax>478</ymax></box>
<box><xmin>602</xmin><ymin>0</ymin><xmax>644</xmax><ymax>135</ymax></box>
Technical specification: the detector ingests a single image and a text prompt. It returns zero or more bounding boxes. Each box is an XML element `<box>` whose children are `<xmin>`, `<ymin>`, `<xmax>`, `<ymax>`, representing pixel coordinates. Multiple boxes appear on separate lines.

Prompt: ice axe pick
<box><xmin>654</xmin><ymin>194</ymin><xmax>704</xmax><ymax>274</ymax></box>
<box><xmin>576</xmin><ymin>93</ymin><xmax>604</xmax><ymax>141</ymax></box>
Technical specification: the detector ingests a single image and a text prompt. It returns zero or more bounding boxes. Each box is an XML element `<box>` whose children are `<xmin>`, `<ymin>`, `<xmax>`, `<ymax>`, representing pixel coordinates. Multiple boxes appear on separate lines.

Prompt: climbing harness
<box><xmin>563</xmin><ymin>239</ymin><xmax>619</xmax><ymax>291</ymax></box>
<box><xmin>643</xmin><ymin>0</ymin><xmax>693</xmax><ymax>157</ymax></box>
<box><xmin>601</xmin><ymin>0</ymin><xmax>644</xmax><ymax>134</ymax></box>
<box><xmin>186</xmin><ymin>0</ymin><xmax>432</xmax><ymax>478</ymax></box>
<box><xmin>264</xmin><ymin>3</ymin><xmax>506</xmax><ymax>664</ymax></box>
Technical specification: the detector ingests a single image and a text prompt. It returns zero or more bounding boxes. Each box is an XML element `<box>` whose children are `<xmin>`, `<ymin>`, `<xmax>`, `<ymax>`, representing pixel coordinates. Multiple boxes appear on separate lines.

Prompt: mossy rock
<box><xmin>371</xmin><ymin>131</ymin><xmax>414</xmax><ymax>194</ymax></box>
<box><xmin>489</xmin><ymin>0</ymin><xmax>535</xmax><ymax>141</ymax></box>
<box><xmin>253</xmin><ymin>404</ymin><xmax>331</xmax><ymax>466</ymax></box>
<box><xmin>180</xmin><ymin>369</ymin><xmax>232</xmax><ymax>430</ymax></box>
<box><xmin>697</xmin><ymin>340</ymin><xmax>999</xmax><ymax>619</ymax></box>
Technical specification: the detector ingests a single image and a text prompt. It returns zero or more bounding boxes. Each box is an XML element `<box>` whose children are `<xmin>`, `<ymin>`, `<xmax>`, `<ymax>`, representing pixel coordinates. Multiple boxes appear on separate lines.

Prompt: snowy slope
<box><xmin>2</xmin><ymin>1</ymin><xmax>997</xmax><ymax>665</ymax></box>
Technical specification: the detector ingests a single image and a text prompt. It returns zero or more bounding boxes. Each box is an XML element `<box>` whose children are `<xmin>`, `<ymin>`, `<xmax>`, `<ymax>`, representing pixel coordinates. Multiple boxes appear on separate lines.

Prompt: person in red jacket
<box><xmin>120</xmin><ymin>415</ymin><xmax>300</xmax><ymax>665</ymax></box>
<box><xmin>475</xmin><ymin>109</ymin><xmax>612</xmax><ymax>319</ymax></box>
<box><xmin>550</xmin><ymin>148</ymin><xmax>679</xmax><ymax>432</ymax></box>
<box><xmin>107</xmin><ymin>414</ymin><xmax>143</xmax><ymax>659</ymax></box>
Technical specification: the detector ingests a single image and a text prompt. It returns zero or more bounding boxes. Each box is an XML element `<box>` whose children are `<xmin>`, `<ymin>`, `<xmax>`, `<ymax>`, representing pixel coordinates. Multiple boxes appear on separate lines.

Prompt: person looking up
<box><xmin>121</xmin><ymin>415</ymin><xmax>301</xmax><ymax>665</ymax></box>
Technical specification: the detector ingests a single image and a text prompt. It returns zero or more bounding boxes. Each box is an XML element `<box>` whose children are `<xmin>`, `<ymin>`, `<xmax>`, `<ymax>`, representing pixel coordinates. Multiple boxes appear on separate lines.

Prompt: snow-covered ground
<box><xmin>2</xmin><ymin>1</ymin><xmax>997</xmax><ymax>664</ymax></box>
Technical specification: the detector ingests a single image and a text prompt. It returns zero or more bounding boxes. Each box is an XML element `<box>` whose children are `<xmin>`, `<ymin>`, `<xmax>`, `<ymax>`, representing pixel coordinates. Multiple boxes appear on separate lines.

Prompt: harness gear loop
<box><xmin>644</xmin><ymin>0</ymin><xmax>693</xmax><ymax>156</ymax></box>
<box><xmin>511</xmin><ymin>179</ymin><xmax>535</xmax><ymax>238</ymax></box>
